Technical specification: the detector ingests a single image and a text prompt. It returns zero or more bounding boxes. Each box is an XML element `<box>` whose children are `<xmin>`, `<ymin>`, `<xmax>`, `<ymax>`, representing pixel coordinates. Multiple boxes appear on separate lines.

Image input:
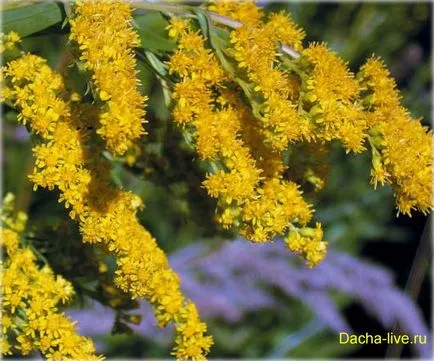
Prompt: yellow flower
<box><xmin>359</xmin><ymin>57</ymin><xmax>433</xmax><ymax>215</ymax></box>
<box><xmin>1</xmin><ymin>218</ymin><xmax>102</xmax><ymax>360</ymax></box>
<box><xmin>1</xmin><ymin>339</ymin><xmax>13</xmax><ymax>355</ymax></box>
<box><xmin>1</xmin><ymin>31</ymin><xmax>21</xmax><ymax>53</ymax></box>
<box><xmin>301</xmin><ymin>43</ymin><xmax>367</xmax><ymax>153</ymax></box>
<box><xmin>228</xmin><ymin>20</ymin><xmax>310</xmax><ymax>151</ymax></box>
<box><xmin>167</xmin><ymin>18</ymin><xmax>189</xmax><ymax>39</ymax></box>
<box><xmin>167</xmin><ymin>19</ymin><xmax>324</xmax><ymax>258</ymax></box>
<box><xmin>208</xmin><ymin>0</ymin><xmax>263</xmax><ymax>26</ymax></box>
<box><xmin>173</xmin><ymin>303</ymin><xmax>214</xmax><ymax>361</ymax></box>
<box><xmin>265</xmin><ymin>11</ymin><xmax>305</xmax><ymax>51</ymax></box>
<box><xmin>69</xmin><ymin>0</ymin><xmax>147</xmax><ymax>155</ymax></box>
<box><xmin>3</xmin><ymin>53</ymin><xmax>212</xmax><ymax>360</ymax></box>
<box><xmin>285</xmin><ymin>223</ymin><xmax>328</xmax><ymax>268</ymax></box>
<box><xmin>240</xmin><ymin>179</ymin><xmax>313</xmax><ymax>242</ymax></box>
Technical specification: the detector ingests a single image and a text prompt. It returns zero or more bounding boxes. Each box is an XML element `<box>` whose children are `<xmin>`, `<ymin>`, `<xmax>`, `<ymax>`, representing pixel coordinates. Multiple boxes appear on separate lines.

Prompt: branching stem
<box><xmin>134</xmin><ymin>1</ymin><xmax>301</xmax><ymax>58</ymax></box>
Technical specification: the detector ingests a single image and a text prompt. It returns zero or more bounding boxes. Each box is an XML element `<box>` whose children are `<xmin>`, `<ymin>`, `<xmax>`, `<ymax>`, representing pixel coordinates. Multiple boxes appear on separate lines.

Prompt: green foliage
<box><xmin>2</xmin><ymin>3</ymin><xmax>64</xmax><ymax>37</ymax></box>
<box><xmin>134</xmin><ymin>12</ymin><xmax>176</xmax><ymax>51</ymax></box>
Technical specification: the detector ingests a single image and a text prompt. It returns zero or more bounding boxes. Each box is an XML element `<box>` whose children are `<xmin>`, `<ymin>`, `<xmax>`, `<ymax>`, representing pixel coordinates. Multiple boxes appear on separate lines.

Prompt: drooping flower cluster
<box><xmin>224</xmin><ymin>11</ymin><xmax>368</xmax><ymax>156</ymax></box>
<box><xmin>69</xmin><ymin>0</ymin><xmax>147</xmax><ymax>155</ymax></box>
<box><xmin>2</xmin><ymin>53</ymin><xmax>212</xmax><ymax>360</ymax></box>
<box><xmin>1</xmin><ymin>200</ymin><xmax>102</xmax><ymax>360</ymax></box>
<box><xmin>301</xmin><ymin>43</ymin><xmax>367</xmax><ymax>153</ymax></box>
<box><xmin>358</xmin><ymin>57</ymin><xmax>433</xmax><ymax>214</ymax></box>
<box><xmin>205</xmin><ymin>0</ymin><xmax>432</xmax><ymax>216</ymax></box>
<box><xmin>228</xmin><ymin>10</ymin><xmax>308</xmax><ymax>151</ymax></box>
<box><xmin>164</xmin><ymin>0</ymin><xmax>432</xmax><ymax>266</ymax></box>
<box><xmin>167</xmin><ymin>18</ymin><xmax>327</xmax><ymax>267</ymax></box>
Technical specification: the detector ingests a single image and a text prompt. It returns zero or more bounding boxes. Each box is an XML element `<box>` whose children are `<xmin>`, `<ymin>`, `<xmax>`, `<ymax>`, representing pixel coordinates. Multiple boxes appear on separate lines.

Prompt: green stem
<box><xmin>133</xmin><ymin>1</ymin><xmax>301</xmax><ymax>58</ymax></box>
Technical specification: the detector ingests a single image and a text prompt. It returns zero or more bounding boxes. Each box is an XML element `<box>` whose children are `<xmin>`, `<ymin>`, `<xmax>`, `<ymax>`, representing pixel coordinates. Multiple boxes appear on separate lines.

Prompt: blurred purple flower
<box><xmin>15</xmin><ymin>125</ymin><xmax>30</xmax><ymax>141</ymax></box>
<box><xmin>68</xmin><ymin>239</ymin><xmax>432</xmax><ymax>358</ymax></box>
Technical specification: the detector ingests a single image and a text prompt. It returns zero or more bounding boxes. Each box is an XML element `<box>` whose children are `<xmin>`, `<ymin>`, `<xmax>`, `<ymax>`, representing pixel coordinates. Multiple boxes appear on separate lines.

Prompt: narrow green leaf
<box><xmin>2</xmin><ymin>3</ymin><xmax>64</xmax><ymax>38</ymax></box>
<box><xmin>133</xmin><ymin>12</ymin><xmax>176</xmax><ymax>51</ymax></box>
<box><xmin>144</xmin><ymin>51</ymin><xmax>168</xmax><ymax>77</ymax></box>
<box><xmin>194</xmin><ymin>9</ymin><xmax>210</xmax><ymax>39</ymax></box>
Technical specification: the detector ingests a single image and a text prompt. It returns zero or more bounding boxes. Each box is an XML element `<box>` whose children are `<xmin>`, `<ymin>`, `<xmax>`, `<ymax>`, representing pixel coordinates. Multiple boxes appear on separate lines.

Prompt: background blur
<box><xmin>2</xmin><ymin>1</ymin><xmax>432</xmax><ymax>359</ymax></box>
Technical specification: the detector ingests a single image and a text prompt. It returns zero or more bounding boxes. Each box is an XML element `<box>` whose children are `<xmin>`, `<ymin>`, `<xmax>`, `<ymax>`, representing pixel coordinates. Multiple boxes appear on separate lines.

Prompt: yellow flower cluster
<box><xmin>69</xmin><ymin>0</ymin><xmax>147</xmax><ymax>156</ymax></box>
<box><xmin>285</xmin><ymin>223</ymin><xmax>327</xmax><ymax>268</ymax></box>
<box><xmin>208</xmin><ymin>0</ymin><xmax>263</xmax><ymax>26</ymax></box>
<box><xmin>358</xmin><ymin>57</ymin><xmax>433</xmax><ymax>215</ymax></box>
<box><xmin>228</xmin><ymin>10</ymin><xmax>308</xmax><ymax>151</ymax></box>
<box><xmin>301</xmin><ymin>43</ymin><xmax>367</xmax><ymax>153</ymax></box>
<box><xmin>210</xmin><ymin>0</ymin><xmax>432</xmax><ymax>218</ymax></box>
<box><xmin>0</xmin><ymin>31</ymin><xmax>21</xmax><ymax>53</ymax></box>
<box><xmin>226</xmin><ymin>11</ymin><xmax>365</xmax><ymax>154</ymax></box>
<box><xmin>1</xmin><ymin>54</ymin><xmax>69</xmax><ymax>137</ymax></box>
<box><xmin>2</xmin><ymin>54</ymin><xmax>212</xmax><ymax>360</ymax></box>
<box><xmin>167</xmin><ymin>18</ymin><xmax>327</xmax><ymax>266</ymax></box>
<box><xmin>1</xmin><ymin>209</ymin><xmax>102</xmax><ymax>360</ymax></box>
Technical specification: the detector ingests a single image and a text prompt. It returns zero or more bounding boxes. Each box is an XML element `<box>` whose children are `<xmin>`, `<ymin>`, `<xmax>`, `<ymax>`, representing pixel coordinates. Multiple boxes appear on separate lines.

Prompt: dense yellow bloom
<box><xmin>241</xmin><ymin>178</ymin><xmax>312</xmax><ymax>242</ymax></box>
<box><xmin>213</xmin><ymin>0</ymin><xmax>306</xmax><ymax>153</ymax></box>
<box><xmin>69</xmin><ymin>0</ymin><xmax>147</xmax><ymax>155</ymax></box>
<box><xmin>219</xmin><ymin>87</ymin><xmax>288</xmax><ymax>179</ymax></box>
<box><xmin>173</xmin><ymin>303</ymin><xmax>214</xmax><ymax>360</ymax></box>
<box><xmin>208</xmin><ymin>0</ymin><xmax>263</xmax><ymax>26</ymax></box>
<box><xmin>216</xmin><ymin>0</ymin><xmax>431</xmax><ymax>218</ymax></box>
<box><xmin>228</xmin><ymin>18</ymin><xmax>310</xmax><ymax>151</ymax></box>
<box><xmin>168</xmin><ymin>19</ymin><xmax>262</xmax><ymax>206</ymax></box>
<box><xmin>2</xmin><ymin>54</ymin><xmax>212</xmax><ymax>360</ymax></box>
<box><xmin>264</xmin><ymin>11</ymin><xmax>305</xmax><ymax>52</ymax></box>
<box><xmin>301</xmin><ymin>43</ymin><xmax>367</xmax><ymax>153</ymax></box>
<box><xmin>285</xmin><ymin>223</ymin><xmax>327</xmax><ymax>268</ymax></box>
<box><xmin>0</xmin><ymin>31</ymin><xmax>21</xmax><ymax>53</ymax></box>
<box><xmin>1</xmin><ymin>210</ymin><xmax>102</xmax><ymax>360</ymax></box>
<box><xmin>358</xmin><ymin>57</ymin><xmax>433</xmax><ymax>215</ymax></box>
<box><xmin>1</xmin><ymin>55</ymin><xmax>67</xmax><ymax>137</ymax></box>
<box><xmin>167</xmin><ymin>18</ymin><xmax>327</xmax><ymax>265</ymax></box>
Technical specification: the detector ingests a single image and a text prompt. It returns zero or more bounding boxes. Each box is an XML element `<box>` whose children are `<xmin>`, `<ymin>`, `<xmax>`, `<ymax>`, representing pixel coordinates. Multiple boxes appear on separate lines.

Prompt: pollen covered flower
<box><xmin>2</xmin><ymin>53</ymin><xmax>212</xmax><ymax>360</ymax></box>
<box><xmin>1</xmin><ymin>212</ymin><xmax>102</xmax><ymax>360</ymax></box>
<box><xmin>228</xmin><ymin>18</ymin><xmax>310</xmax><ymax>151</ymax></box>
<box><xmin>69</xmin><ymin>0</ymin><xmax>147</xmax><ymax>155</ymax></box>
<box><xmin>173</xmin><ymin>302</ymin><xmax>213</xmax><ymax>361</ymax></box>
<box><xmin>208</xmin><ymin>0</ymin><xmax>263</xmax><ymax>26</ymax></box>
<box><xmin>300</xmin><ymin>43</ymin><xmax>367</xmax><ymax>153</ymax></box>
<box><xmin>285</xmin><ymin>223</ymin><xmax>327</xmax><ymax>268</ymax></box>
<box><xmin>0</xmin><ymin>31</ymin><xmax>21</xmax><ymax>53</ymax></box>
<box><xmin>358</xmin><ymin>57</ymin><xmax>433</xmax><ymax>215</ymax></box>
<box><xmin>167</xmin><ymin>18</ymin><xmax>327</xmax><ymax>263</ymax></box>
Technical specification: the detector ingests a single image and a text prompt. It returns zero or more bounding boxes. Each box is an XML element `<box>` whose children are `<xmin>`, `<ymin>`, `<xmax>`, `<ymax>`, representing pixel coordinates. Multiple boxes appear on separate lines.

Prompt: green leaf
<box><xmin>134</xmin><ymin>11</ymin><xmax>168</xmax><ymax>37</ymax></box>
<box><xmin>143</xmin><ymin>51</ymin><xmax>169</xmax><ymax>77</ymax></box>
<box><xmin>213</xmin><ymin>26</ymin><xmax>230</xmax><ymax>45</ymax></box>
<box><xmin>2</xmin><ymin>3</ymin><xmax>64</xmax><ymax>38</ymax></box>
<box><xmin>193</xmin><ymin>9</ymin><xmax>210</xmax><ymax>39</ymax></box>
<box><xmin>133</xmin><ymin>12</ymin><xmax>176</xmax><ymax>51</ymax></box>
